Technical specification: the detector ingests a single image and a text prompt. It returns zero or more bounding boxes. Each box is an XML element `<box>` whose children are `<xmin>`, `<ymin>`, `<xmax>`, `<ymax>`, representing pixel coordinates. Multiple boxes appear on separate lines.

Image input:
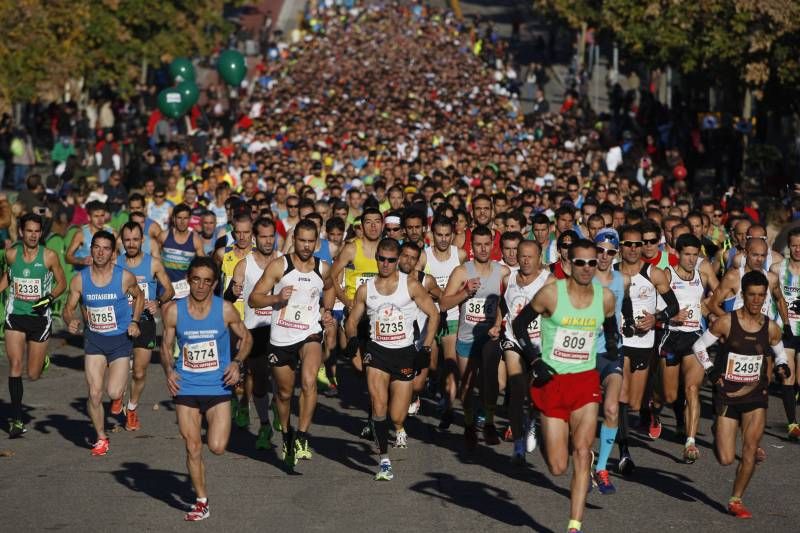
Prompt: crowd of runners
<box><xmin>2</xmin><ymin>3</ymin><xmax>799</xmax><ymax>532</ymax></box>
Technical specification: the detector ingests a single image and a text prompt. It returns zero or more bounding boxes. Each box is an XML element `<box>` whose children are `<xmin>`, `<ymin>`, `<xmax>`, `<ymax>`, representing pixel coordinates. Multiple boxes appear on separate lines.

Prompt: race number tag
<box><xmin>172</xmin><ymin>279</ymin><xmax>190</xmax><ymax>299</ymax></box>
<box><xmin>357</xmin><ymin>273</ymin><xmax>376</xmax><ymax>287</ymax></box>
<box><xmin>528</xmin><ymin>315</ymin><xmax>541</xmax><ymax>342</ymax></box>
<box><xmin>128</xmin><ymin>282</ymin><xmax>150</xmax><ymax>306</ymax></box>
<box><xmin>465</xmin><ymin>297</ymin><xmax>495</xmax><ymax>324</ymax></box>
<box><xmin>551</xmin><ymin>328</ymin><xmax>595</xmax><ymax>364</ymax></box>
<box><xmin>255</xmin><ymin>307</ymin><xmax>273</xmax><ymax>317</ymax></box>
<box><xmin>277</xmin><ymin>290</ymin><xmax>315</xmax><ymax>330</ymax></box>
<box><xmin>682</xmin><ymin>304</ymin><xmax>701</xmax><ymax>329</ymax></box>
<box><xmin>87</xmin><ymin>305</ymin><xmax>118</xmax><ymax>332</ymax></box>
<box><xmin>182</xmin><ymin>339</ymin><xmax>220</xmax><ymax>373</ymax></box>
<box><xmin>725</xmin><ymin>352</ymin><xmax>762</xmax><ymax>383</ymax></box>
<box><xmin>14</xmin><ymin>278</ymin><xmax>41</xmax><ymax>301</ymax></box>
<box><xmin>375</xmin><ymin>306</ymin><xmax>406</xmax><ymax>342</ymax></box>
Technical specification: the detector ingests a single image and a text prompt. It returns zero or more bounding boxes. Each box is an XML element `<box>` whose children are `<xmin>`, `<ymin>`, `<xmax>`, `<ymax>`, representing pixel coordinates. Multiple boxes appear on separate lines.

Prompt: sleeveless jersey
<box><xmin>367</xmin><ymin>272</ymin><xmax>417</xmax><ymax>349</ymax></box>
<box><xmin>221</xmin><ymin>246</ymin><xmax>250</xmax><ymax>319</ymax></box>
<box><xmin>667</xmin><ymin>265</ymin><xmax>704</xmax><ymax>332</ymax></box>
<box><xmin>270</xmin><ymin>256</ymin><xmax>324</xmax><ymax>346</ymax></box>
<box><xmin>175</xmin><ymin>296</ymin><xmax>231</xmax><ymax>396</ymax></box>
<box><xmin>541</xmin><ymin>280</ymin><xmax>604</xmax><ymax>374</ymax></box>
<box><xmin>778</xmin><ymin>259</ymin><xmax>800</xmax><ymax>335</ymax></box>
<box><xmin>161</xmin><ymin>229</ymin><xmax>196</xmax><ymax>298</ymax></box>
<box><xmin>621</xmin><ymin>262</ymin><xmax>658</xmax><ymax>349</ymax></box>
<box><xmin>81</xmin><ymin>266</ymin><xmax>130</xmax><ymax>336</ymax></box>
<box><xmin>116</xmin><ymin>252</ymin><xmax>156</xmax><ymax>319</ymax></box>
<box><xmin>315</xmin><ymin>238</ymin><xmax>333</xmax><ymax>265</ymax></box>
<box><xmin>7</xmin><ymin>245</ymin><xmax>53</xmax><ymax>317</ymax></box>
<box><xmin>595</xmin><ymin>270</ymin><xmax>624</xmax><ymax>352</ymax></box>
<box><xmin>424</xmin><ymin>245</ymin><xmax>461</xmax><ymax>322</ymax></box>
<box><xmin>242</xmin><ymin>253</ymin><xmax>281</xmax><ymax>329</ymax></box>
<box><xmin>503</xmin><ymin>269</ymin><xmax>550</xmax><ymax>348</ymax></box>
<box><xmin>457</xmin><ymin>261</ymin><xmax>503</xmax><ymax>344</ymax></box>
<box><xmin>344</xmin><ymin>238</ymin><xmax>378</xmax><ymax>300</ymax></box>
<box><xmin>141</xmin><ymin>218</ymin><xmax>154</xmax><ymax>256</ymax></box>
<box><xmin>714</xmin><ymin>311</ymin><xmax>770</xmax><ymax>405</ymax></box>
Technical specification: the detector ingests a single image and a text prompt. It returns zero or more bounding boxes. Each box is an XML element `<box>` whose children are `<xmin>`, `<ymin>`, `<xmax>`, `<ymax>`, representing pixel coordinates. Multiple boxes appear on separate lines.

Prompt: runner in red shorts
<box><xmin>512</xmin><ymin>238</ymin><xmax>620</xmax><ymax>533</ymax></box>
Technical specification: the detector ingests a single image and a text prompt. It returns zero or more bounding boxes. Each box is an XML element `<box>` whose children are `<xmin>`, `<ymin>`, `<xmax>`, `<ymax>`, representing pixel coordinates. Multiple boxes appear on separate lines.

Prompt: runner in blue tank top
<box><xmin>66</xmin><ymin>201</ymin><xmax>113</xmax><ymax>271</ymax></box>
<box><xmin>160</xmin><ymin>256</ymin><xmax>252</xmax><ymax>521</ymax></box>
<box><xmin>158</xmin><ymin>204</ymin><xmax>205</xmax><ymax>299</ymax></box>
<box><xmin>64</xmin><ymin>230</ymin><xmax>144</xmax><ymax>457</ymax></box>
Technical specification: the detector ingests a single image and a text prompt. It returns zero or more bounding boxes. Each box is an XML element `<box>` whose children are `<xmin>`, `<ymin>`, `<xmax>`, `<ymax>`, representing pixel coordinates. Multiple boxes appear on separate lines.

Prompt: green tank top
<box><xmin>7</xmin><ymin>245</ymin><xmax>52</xmax><ymax>317</ymax></box>
<box><xmin>541</xmin><ymin>279</ymin><xmax>605</xmax><ymax>374</ymax></box>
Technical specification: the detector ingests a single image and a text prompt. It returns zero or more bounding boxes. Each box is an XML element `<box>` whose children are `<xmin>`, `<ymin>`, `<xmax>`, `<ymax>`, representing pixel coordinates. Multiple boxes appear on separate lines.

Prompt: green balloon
<box><xmin>217</xmin><ymin>49</ymin><xmax>246</xmax><ymax>86</ymax></box>
<box><xmin>169</xmin><ymin>57</ymin><xmax>195</xmax><ymax>83</ymax></box>
<box><xmin>157</xmin><ymin>88</ymin><xmax>186</xmax><ymax>119</ymax></box>
<box><xmin>177</xmin><ymin>81</ymin><xmax>199</xmax><ymax>108</ymax></box>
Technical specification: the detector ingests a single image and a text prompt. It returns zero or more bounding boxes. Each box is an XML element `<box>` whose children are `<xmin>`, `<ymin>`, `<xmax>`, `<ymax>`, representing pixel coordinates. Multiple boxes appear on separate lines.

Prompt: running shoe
<box><xmin>125</xmin><ymin>409</ymin><xmax>140</xmax><ymax>431</ymax></box>
<box><xmin>511</xmin><ymin>438</ymin><xmax>526</xmax><ymax>465</ymax></box>
<box><xmin>617</xmin><ymin>450</ymin><xmax>635</xmax><ymax>476</ymax></box>
<box><xmin>91</xmin><ymin>438</ymin><xmax>109</xmax><ymax>456</ymax></box>
<box><xmin>184</xmin><ymin>500</ymin><xmax>210</xmax><ymax>521</ymax></box>
<box><xmin>375</xmin><ymin>460</ymin><xmax>394</xmax><ymax>481</ymax></box>
<box><xmin>235</xmin><ymin>403</ymin><xmax>250</xmax><ymax>429</ymax></box>
<box><xmin>594</xmin><ymin>469</ymin><xmax>616</xmax><ymax>494</ymax></box>
<box><xmin>526</xmin><ymin>421</ymin><xmax>537</xmax><ymax>452</ymax></box>
<box><xmin>684</xmin><ymin>443</ymin><xmax>699</xmax><ymax>464</ymax></box>
<box><xmin>394</xmin><ymin>429</ymin><xmax>408</xmax><ymax>449</ymax></box>
<box><xmin>295</xmin><ymin>435</ymin><xmax>313</xmax><ymax>460</ymax></box>
<box><xmin>322</xmin><ymin>382</ymin><xmax>339</xmax><ymax>398</ymax></box>
<box><xmin>476</xmin><ymin>410</ymin><xmax>485</xmax><ymax>430</ymax></box>
<box><xmin>271</xmin><ymin>402</ymin><xmax>282</xmax><ymax>432</ymax></box>
<box><xmin>41</xmin><ymin>354</ymin><xmax>51</xmax><ymax>374</ymax></box>
<box><xmin>360</xmin><ymin>421</ymin><xmax>373</xmax><ymax>440</ymax></box>
<box><xmin>8</xmin><ymin>419</ymin><xmax>27</xmax><ymax>439</ymax></box>
<box><xmin>438</xmin><ymin>409</ymin><xmax>454</xmax><ymax>430</ymax></box>
<box><xmin>255</xmin><ymin>424</ymin><xmax>273</xmax><ymax>450</ymax></box>
<box><xmin>648</xmin><ymin>412</ymin><xmax>662</xmax><ymax>440</ymax></box>
<box><xmin>787</xmin><ymin>422</ymin><xmax>800</xmax><ymax>441</ymax></box>
<box><xmin>316</xmin><ymin>366</ymin><xmax>331</xmax><ymax>389</ymax></box>
<box><xmin>755</xmin><ymin>447</ymin><xmax>766</xmax><ymax>464</ymax></box>
<box><xmin>110</xmin><ymin>398</ymin><xmax>123</xmax><ymax>416</ymax></box>
<box><xmin>464</xmin><ymin>425</ymin><xmax>478</xmax><ymax>451</ymax></box>
<box><xmin>407</xmin><ymin>397</ymin><xmax>421</xmax><ymax>416</ymax></box>
<box><xmin>503</xmin><ymin>426</ymin><xmax>513</xmax><ymax>442</ymax></box>
<box><xmin>727</xmin><ymin>499</ymin><xmax>752</xmax><ymax>519</ymax></box>
<box><xmin>482</xmin><ymin>423</ymin><xmax>501</xmax><ymax>445</ymax></box>
<box><xmin>282</xmin><ymin>435</ymin><xmax>297</xmax><ymax>469</ymax></box>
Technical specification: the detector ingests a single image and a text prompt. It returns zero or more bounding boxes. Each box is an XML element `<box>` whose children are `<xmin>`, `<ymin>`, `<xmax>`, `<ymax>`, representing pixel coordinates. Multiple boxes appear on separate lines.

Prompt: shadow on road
<box><xmin>410</xmin><ymin>471</ymin><xmax>554</xmax><ymax>531</ymax></box>
<box><xmin>49</xmin><ymin>352</ymin><xmax>84</xmax><ymax>371</ymax></box>
<box><xmin>111</xmin><ymin>461</ymin><xmax>193</xmax><ymax>511</ymax></box>
<box><xmin>33</xmin><ymin>413</ymin><xmax>91</xmax><ymax>449</ymax></box>
<box><xmin>621</xmin><ymin>465</ymin><xmax>727</xmax><ymax>513</ymax></box>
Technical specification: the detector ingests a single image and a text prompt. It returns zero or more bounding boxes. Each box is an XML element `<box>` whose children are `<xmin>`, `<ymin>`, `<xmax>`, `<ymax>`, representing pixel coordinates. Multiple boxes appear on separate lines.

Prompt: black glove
<box><xmin>790</xmin><ymin>299</ymin><xmax>800</xmax><ymax>314</ymax></box>
<box><xmin>344</xmin><ymin>337</ymin><xmax>359</xmax><ymax>359</ymax></box>
<box><xmin>223</xmin><ymin>281</ymin><xmax>240</xmax><ymax>303</ymax></box>
<box><xmin>775</xmin><ymin>363</ymin><xmax>792</xmax><ymax>381</ymax></box>
<box><xmin>622</xmin><ymin>317</ymin><xmax>636</xmax><ymax>338</ymax></box>
<box><xmin>31</xmin><ymin>294</ymin><xmax>54</xmax><ymax>316</ymax></box>
<box><xmin>705</xmin><ymin>365</ymin><xmax>722</xmax><ymax>385</ymax></box>
<box><xmin>414</xmin><ymin>346</ymin><xmax>431</xmax><ymax>370</ymax></box>
<box><xmin>529</xmin><ymin>358</ymin><xmax>556</xmax><ymax>388</ymax></box>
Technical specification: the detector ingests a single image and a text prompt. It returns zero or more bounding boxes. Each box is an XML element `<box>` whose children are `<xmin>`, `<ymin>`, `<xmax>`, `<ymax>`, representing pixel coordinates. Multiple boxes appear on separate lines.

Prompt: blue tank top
<box><xmin>81</xmin><ymin>265</ymin><xmax>131</xmax><ymax>336</ymax></box>
<box><xmin>73</xmin><ymin>225</ymin><xmax>94</xmax><ymax>271</ymax></box>
<box><xmin>595</xmin><ymin>270</ymin><xmax>623</xmax><ymax>353</ymax></box>
<box><xmin>117</xmin><ymin>253</ymin><xmax>156</xmax><ymax>318</ymax></box>
<box><xmin>315</xmin><ymin>238</ymin><xmax>333</xmax><ymax>264</ymax></box>
<box><xmin>161</xmin><ymin>229</ymin><xmax>196</xmax><ymax>282</ymax></box>
<box><xmin>175</xmin><ymin>296</ymin><xmax>231</xmax><ymax>396</ymax></box>
<box><xmin>141</xmin><ymin>218</ymin><xmax>153</xmax><ymax>256</ymax></box>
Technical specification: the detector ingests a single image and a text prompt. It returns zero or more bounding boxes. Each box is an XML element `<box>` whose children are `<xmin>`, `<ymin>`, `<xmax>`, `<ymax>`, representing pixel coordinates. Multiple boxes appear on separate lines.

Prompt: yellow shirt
<box><xmin>221</xmin><ymin>246</ymin><xmax>251</xmax><ymax>319</ymax></box>
<box><xmin>344</xmin><ymin>238</ymin><xmax>378</xmax><ymax>301</ymax></box>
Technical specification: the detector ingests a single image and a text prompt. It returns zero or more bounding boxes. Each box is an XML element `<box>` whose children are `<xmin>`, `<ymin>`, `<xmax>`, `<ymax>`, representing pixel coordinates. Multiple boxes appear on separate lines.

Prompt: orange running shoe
<box><xmin>110</xmin><ymin>398</ymin><xmax>123</xmax><ymax>415</ymax></box>
<box><xmin>728</xmin><ymin>499</ymin><xmax>752</xmax><ymax>519</ymax></box>
<box><xmin>126</xmin><ymin>409</ymin><xmax>140</xmax><ymax>431</ymax></box>
<box><xmin>91</xmin><ymin>438</ymin><xmax>109</xmax><ymax>457</ymax></box>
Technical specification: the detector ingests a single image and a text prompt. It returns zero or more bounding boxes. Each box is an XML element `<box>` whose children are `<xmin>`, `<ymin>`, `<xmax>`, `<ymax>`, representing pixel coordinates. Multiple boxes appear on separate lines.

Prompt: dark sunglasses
<box><xmin>385</xmin><ymin>227</ymin><xmax>402</xmax><ymax>233</ymax></box>
<box><xmin>622</xmin><ymin>240</ymin><xmax>643</xmax><ymax>248</ymax></box>
<box><xmin>596</xmin><ymin>247</ymin><xmax>618</xmax><ymax>256</ymax></box>
<box><xmin>287</xmin><ymin>204</ymin><xmax>299</xmax><ymax>208</ymax></box>
<box><xmin>377</xmin><ymin>255</ymin><xmax>398</xmax><ymax>263</ymax></box>
<box><xmin>559</xmin><ymin>242</ymin><xmax>572</xmax><ymax>249</ymax></box>
<box><xmin>571</xmin><ymin>258</ymin><xmax>598</xmax><ymax>267</ymax></box>
<box><xmin>643</xmin><ymin>238</ymin><xmax>659</xmax><ymax>245</ymax></box>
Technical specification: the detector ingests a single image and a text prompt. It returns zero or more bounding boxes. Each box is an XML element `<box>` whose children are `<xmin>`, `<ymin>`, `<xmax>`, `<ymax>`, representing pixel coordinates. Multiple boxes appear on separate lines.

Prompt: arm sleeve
<box><xmin>691</xmin><ymin>329</ymin><xmax>719</xmax><ymax>371</ymax></box>
<box><xmin>622</xmin><ymin>294</ymin><xmax>634</xmax><ymax>324</ymax></box>
<box><xmin>602</xmin><ymin>314</ymin><xmax>620</xmax><ymax>360</ymax></box>
<box><xmin>512</xmin><ymin>304</ymin><xmax>539</xmax><ymax>348</ymax></box>
<box><xmin>772</xmin><ymin>340</ymin><xmax>789</xmax><ymax>367</ymax></box>
<box><xmin>655</xmin><ymin>289</ymin><xmax>679</xmax><ymax>323</ymax></box>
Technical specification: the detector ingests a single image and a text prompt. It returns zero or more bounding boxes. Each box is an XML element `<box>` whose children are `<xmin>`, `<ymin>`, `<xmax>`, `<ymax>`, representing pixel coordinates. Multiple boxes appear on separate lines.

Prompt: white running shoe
<box><xmin>407</xmin><ymin>397</ymin><xmax>421</xmax><ymax>416</ymax></box>
<box><xmin>394</xmin><ymin>429</ymin><xmax>408</xmax><ymax>448</ymax></box>
<box><xmin>526</xmin><ymin>421</ymin><xmax>537</xmax><ymax>453</ymax></box>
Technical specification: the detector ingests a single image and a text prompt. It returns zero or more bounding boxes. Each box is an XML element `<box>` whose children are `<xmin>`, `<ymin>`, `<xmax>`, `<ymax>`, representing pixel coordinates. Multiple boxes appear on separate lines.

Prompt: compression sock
<box><xmin>618</xmin><ymin>402</ymin><xmax>630</xmax><ymax>448</ymax></box>
<box><xmin>508</xmin><ymin>374</ymin><xmax>526</xmax><ymax>439</ymax></box>
<box><xmin>596</xmin><ymin>424</ymin><xmax>618</xmax><ymax>471</ymax></box>
<box><xmin>674</xmin><ymin>387</ymin><xmax>686</xmax><ymax>428</ymax></box>
<box><xmin>782</xmin><ymin>385</ymin><xmax>797</xmax><ymax>424</ymax></box>
<box><xmin>371</xmin><ymin>415</ymin><xmax>390</xmax><ymax>456</ymax></box>
<box><xmin>9</xmin><ymin>377</ymin><xmax>23</xmax><ymax>420</ymax></box>
<box><xmin>484</xmin><ymin>403</ymin><xmax>496</xmax><ymax>426</ymax></box>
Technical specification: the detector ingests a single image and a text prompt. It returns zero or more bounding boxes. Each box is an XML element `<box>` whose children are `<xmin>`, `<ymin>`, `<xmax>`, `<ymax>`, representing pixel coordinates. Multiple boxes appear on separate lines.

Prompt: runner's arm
<box><xmin>45</xmin><ymin>248</ymin><xmax>67</xmax><ymax>298</ymax></box>
<box><xmin>225</xmin><ymin>300</ymin><xmax>252</xmax><ymax>362</ymax></box>
<box><xmin>438</xmin><ymin>266</ymin><xmax>468</xmax><ymax>311</ymax></box>
<box><xmin>769</xmin><ymin>272</ymin><xmax>789</xmax><ymax>325</ymax></box>
<box><xmin>123</xmin><ymin>270</ymin><xmax>144</xmax><ymax>323</ymax></box>
<box><xmin>330</xmin><ymin>242</ymin><xmax>355</xmax><ymax>308</ymax></box>
<box><xmin>248</xmin><ymin>259</ymin><xmax>284</xmax><ymax>309</ymax></box>
<box><xmin>769</xmin><ymin>322</ymin><xmax>791</xmax><ymax>378</ymax></box>
<box><xmin>224</xmin><ymin>258</ymin><xmax>247</xmax><ymax>302</ymax></box>
<box><xmin>65</xmin><ymin>231</ymin><xmax>87</xmax><ymax>267</ymax></box>
<box><xmin>343</xmin><ymin>284</ymin><xmax>367</xmax><ymax>358</ymax></box>
<box><xmin>193</xmin><ymin>233</ymin><xmax>205</xmax><ymax>257</ymax></box>
<box><xmin>602</xmin><ymin>287</ymin><xmax>620</xmax><ymax>359</ymax></box>
<box><xmin>424</xmin><ymin>274</ymin><xmax>442</xmax><ymax>301</ymax></box>
<box><xmin>62</xmin><ymin>274</ymin><xmax>83</xmax><ymax>330</ymax></box>
<box><xmin>152</xmin><ymin>258</ymin><xmax>175</xmax><ymax>303</ymax></box>
<box><xmin>410</xmin><ymin>277</ymin><xmax>439</xmax><ymax>348</ymax></box>
<box><xmin>652</xmin><ymin>267</ymin><xmax>679</xmax><ymax>321</ymax></box>
<box><xmin>691</xmin><ymin>314</ymin><xmax>729</xmax><ymax>375</ymax></box>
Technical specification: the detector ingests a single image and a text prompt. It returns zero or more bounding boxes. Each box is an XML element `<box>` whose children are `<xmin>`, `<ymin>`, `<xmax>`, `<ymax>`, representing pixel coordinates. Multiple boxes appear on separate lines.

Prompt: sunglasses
<box><xmin>622</xmin><ymin>240</ymin><xmax>643</xmax><ymax>248</ymax></box>
<box><xmin>385</xmin><ymin>227</ymin><xmax>402</xmax><ymax>233</ymax></box>
<box><xmin>571</xmin><ymin>258</ymin><xmax>598</xmax><ymax>267</ymax></box>
<box><xmin>559</xmin><ymin>242</ymin><xmax>572</xmax><ymax>249</ymax></box>
<box><xmin>376</xmin><ymin>255</ymin><xmax>398</xmax><ymax>263</ymax></box>
<box><xmin>568</xmin><ymin>188</ymin><xmax>579</xmax><ymax>193</ymax></box>
<box><xmin>643</xmin><ymin>238</ymin><xmax>659</xmax><ymax>245</ymax></box>
<box><xmin>596</xmin><ymin>247</ymin><xmax>618</xmax><ymax>256</ymax></box>
<box><xmin>287</xmin><ymin>204</ymin><xmax>299</xmax><ymax>208</ymax></box>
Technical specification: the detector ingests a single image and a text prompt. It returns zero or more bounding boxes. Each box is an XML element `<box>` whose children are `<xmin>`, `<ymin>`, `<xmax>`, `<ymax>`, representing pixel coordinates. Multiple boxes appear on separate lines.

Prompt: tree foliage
<box><xmin>0</xmin><ymin>0</ymin><xmax>234</xmax><ymax>108</ymax></box>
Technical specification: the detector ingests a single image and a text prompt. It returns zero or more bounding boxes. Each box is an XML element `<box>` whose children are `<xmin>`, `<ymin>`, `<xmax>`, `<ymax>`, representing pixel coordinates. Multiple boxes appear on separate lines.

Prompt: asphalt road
<box><xmin>0</xmin><ymin>326</ymin><xmax>798</xmax><ymax>533</ymax></box>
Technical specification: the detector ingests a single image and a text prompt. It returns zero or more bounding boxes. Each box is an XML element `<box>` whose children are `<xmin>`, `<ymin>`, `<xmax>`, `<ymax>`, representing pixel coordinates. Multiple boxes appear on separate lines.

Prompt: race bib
<box><xmin>172</xmin><ymin>279</ymin><xmax>190</xmax><ymax>299</ymax></box>
<box><xmin>357</xmin><ymin>273</ymin><xmax>376</xmax><ymax>287</ymax></box>
<box><xmin>87</xmin><ymin>305</ymin><xmax>118</xmax><ymax>332</ymax></box>
<box><xmin>138</xmin><ymin>282</ymin><xmax>150</xmax><ymax>301</ymax></box>
<box><xmin>529</xmin><ymin>315</ymin><xmax>541</xmax><ymax>341</ymax></box>
<box><xmin>682</xmin><ymin>304</ymin><xmax>701</xmax><ymax>329</ymax></box>
<box><xmin>277</xmin><ymin>290</ymin><xmax>315</xmax><ymax>330</ymax></box>
<box><xmin>14</xmin><ymin>278</ymin><xmax>41</xmax><ymax>301</ymax></box>
<box><xmin>255</xmin><ymin>307</ymin><xmax>273</xmax><ymax>317</ymax></box>
<box><xmin>465</xmin><ymin>297</ymin><xmax>496</xmax><ymax>324</ymax></box>
<box><xmin>182</xmin><ymin>339</ymin><xmax>220</xmax><ymax>373</ymax></box>
<box><xmin>551</xmin><ymin>328</ymin><xmax>595</xmax><ymax>364</ymax></box>
<box><xmin>789</xmin><ymin>310</ymin><xmax>800</xmax><ymax>335</ymax></box>
<box><xmin>435</xmin><ymin>275</ymin><xmax>449</xmax><ymax>290</ymax></box>
<box><xmin>725</xmin><ymin>352</ymin><xmax>762</xmax><ymax>383</ymax></box>
<box><xmin>375</xmin><ymin>307</ymin><xmax>407</xmax><ymax>342</ymax></box>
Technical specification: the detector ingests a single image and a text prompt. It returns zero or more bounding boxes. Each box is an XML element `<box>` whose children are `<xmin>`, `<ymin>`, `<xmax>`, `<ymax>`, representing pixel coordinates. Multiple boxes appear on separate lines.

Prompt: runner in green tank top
<box><xmin>512</xmin><ymin>238</ymin><xmax>619</xmax><ymax>533</ymax></box>
<box><xmin>0</xmin><ymin>213</ymin><xmax>66</xmax><ymax>437</ymax></box>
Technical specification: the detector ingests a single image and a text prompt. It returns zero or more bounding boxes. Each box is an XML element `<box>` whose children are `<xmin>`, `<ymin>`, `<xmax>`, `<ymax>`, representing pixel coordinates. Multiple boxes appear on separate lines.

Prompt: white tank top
<box><xmin>503</xmin><ymin>269</ymin><xmax>550</xmax><ymax>348</ymax></box>
<box><xmin>667</xmin><ymin>265</ymin><xmax>704</xmax><ymax>332</ymax></box>
<box><xmin>243</xmin><ymin>252</ymin><xmax>281</xmax><ymax>329</ymax></box>
<box><xmin>733</xmin><ymin>263</ymin><xmax>774</xmax><ymax>318</ymax></box>
<box><xmin>424</xmin><ymin>245</ymin><xmax>461</xmax><ymax>321</ymax></box>
<box><xmin>624</xmin><ymin>263</ymin><xmax>658</xmax><ymax>348</ymax></box>
<box><xmin>269</xmin><ymin>256</ymin><xmax>323</xmax><ymax>346</ymax></box>
<box><xmin>367</xmin><ymin>272</ymin><xmax>417</xmax><ymax>349</ymax></box>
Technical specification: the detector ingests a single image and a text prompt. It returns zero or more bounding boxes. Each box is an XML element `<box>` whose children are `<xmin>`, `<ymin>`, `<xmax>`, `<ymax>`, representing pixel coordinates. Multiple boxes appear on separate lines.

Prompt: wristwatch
<box><xmin>235</xmin><ymin>359</ymin><xmax>245</xmax><ymax>373</ymax></box>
